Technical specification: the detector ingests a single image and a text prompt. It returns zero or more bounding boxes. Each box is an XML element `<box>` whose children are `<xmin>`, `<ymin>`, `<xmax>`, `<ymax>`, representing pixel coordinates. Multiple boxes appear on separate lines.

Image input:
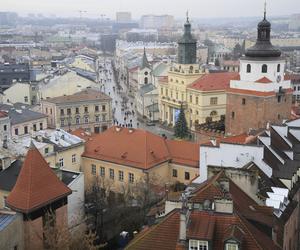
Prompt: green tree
<box><xmin>174</xmin><ymin>104</ymin><xmax>189</xmax><ymax>139</ymax></box>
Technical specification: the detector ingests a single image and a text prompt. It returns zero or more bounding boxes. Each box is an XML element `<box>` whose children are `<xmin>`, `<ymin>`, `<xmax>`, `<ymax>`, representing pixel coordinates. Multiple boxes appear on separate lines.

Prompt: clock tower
<box><xmin>225</xmin><ymin>6</ymin><xmax>292</xmax><ymax>135</ymax></box>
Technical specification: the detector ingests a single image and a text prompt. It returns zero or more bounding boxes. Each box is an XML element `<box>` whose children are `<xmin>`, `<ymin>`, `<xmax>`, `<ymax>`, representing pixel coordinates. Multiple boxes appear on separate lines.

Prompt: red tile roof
<box><xmin>188</xmin><ymin>72</ymin><xmax>239</xmax><ymax>92</ymax></box>
<box><xmin>6</xmin><ymin>143</ymin><xmax>71</xmax><ymax>214</ymax></box>
<box><xmin>71</xmin><ymin>128</ymin><xmax>94</xmax><ymax>141</ymax></box>
<box><xmin>127</xmin><ymin>209</ymin><xmax>280</xmax><ymax>250</ymax></box>
<box><xmin>126</xmin><ymin>210</ymin><xmax>180</xmax><ymax>250</ymax></box>
<box><xmin>82</xmin><ymin>126</ymin><xmax>200</xmax><ymax>169</ymax></box>
<box><xmin>255</xmin><ymin>77</ymin><xmax>273</xmax><ymax>83</ymax></box>
<box><xmin>227</xmin><ymin>87</ymin><xmax>293</xmax><ymax>96</ymax></box>
<box><xmin>0</xmin><ymin>111</ymin><xmax>8</xmax><ymax>118</ymax></box>
<box><xmin>166</xmin><ymin>140</ymin><xmax>199</xmax><ymax>167</ymax></box>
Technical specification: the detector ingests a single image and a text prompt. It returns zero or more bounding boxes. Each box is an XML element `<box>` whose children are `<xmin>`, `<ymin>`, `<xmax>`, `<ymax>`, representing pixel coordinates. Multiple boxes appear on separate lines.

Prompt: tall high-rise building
<box><xmin>225</xmin><ymin>8</ymin><xmax>292</xmax><ymax>135</ymax></box>
<box><xmin>140</xmin><ymin>15</ymin><xmax>174</xmax><ymax>30</ymax></box>
<box><xmin>116</xmin><ymin>12</ymin><xmax>132</xmax><ymax>23</ymax></box>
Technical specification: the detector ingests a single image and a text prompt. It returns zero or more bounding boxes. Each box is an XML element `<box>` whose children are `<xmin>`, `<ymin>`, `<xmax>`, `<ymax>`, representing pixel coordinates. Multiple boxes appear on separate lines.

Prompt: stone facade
<box><xmin>225</xmin><ymin>91</ymin><xmax>292</xmax><ymax>135</ymax></box>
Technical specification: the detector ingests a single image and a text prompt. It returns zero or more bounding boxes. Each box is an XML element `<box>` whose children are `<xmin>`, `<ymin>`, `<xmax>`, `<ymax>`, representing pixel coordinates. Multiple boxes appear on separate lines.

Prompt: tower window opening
<box><xmin>262</xmin><ymin>64</ymin><xmax>268</xmax><ymax>73</ymax></box>
<box><xmin>277</xmin><ymin>64</ymin><xmax>280</xmax><ymax>72</ymax></box>
<box><xmin>246</xmin><ymin>64</ymin><xmax>251</xmax><ymax>73</ymax></box>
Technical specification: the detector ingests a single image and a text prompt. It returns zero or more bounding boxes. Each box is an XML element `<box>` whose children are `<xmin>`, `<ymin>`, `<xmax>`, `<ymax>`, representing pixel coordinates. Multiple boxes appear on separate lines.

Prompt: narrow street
<box><xmin>96</xmin><ymin>57</ymin><xmax>174</xmax><ymax>139</ymax></box>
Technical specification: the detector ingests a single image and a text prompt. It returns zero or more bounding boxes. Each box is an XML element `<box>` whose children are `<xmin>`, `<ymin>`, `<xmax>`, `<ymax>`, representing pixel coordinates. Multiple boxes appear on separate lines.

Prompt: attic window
<box><xmin>225</xmin><ymin>243</ymin><xmax>239</xmax><ymax>250</ymax></box>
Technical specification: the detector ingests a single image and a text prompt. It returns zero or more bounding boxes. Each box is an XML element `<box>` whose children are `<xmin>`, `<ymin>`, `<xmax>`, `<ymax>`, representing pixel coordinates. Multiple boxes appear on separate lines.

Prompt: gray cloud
<box><xmin>2</xmin><ymin>0</ymin><xmax>300</xmax><ymax>19</ymax></box>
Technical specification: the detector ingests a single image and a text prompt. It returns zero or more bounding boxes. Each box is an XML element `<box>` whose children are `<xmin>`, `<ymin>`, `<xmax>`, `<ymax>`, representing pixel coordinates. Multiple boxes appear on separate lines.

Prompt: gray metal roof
<box><xmin>0</xmin><ymin>213</ymin><xmax>16</xmax><ymax>231</ymax></box>
<box><xmin>0</xmin><ymin>104</ymin><xmax>47</xmax><ymax>125</ymax></box>
<box><xmin>138</xmin><ymin>84</ymin><xmax>156</xmax><ymax>95</ymax></box>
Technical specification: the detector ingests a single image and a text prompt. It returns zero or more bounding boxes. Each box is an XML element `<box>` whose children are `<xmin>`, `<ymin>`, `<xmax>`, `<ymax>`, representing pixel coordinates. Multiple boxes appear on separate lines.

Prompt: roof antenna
<box><xmin>264</xmin><ymin>0</ymin><xmax>267</xmax><ymax>20</ymax></box>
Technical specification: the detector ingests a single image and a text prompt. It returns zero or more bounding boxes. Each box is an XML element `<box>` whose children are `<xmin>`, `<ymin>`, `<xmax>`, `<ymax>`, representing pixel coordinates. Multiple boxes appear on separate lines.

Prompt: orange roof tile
<box><xmin>188</xmin><ymin>72</ymin><xmax>239</xmax><ymax>92</ymax></box>
<box><xmin>166</xmin><ymin>140</ymin><xmax>199</xmax><ymax>167</ymax></box>
<box><xmin>126</xmin><ymin>210</ymin><xmax>180</xmax><ymax>250</ymax></box>
<box><xmin>71</xmin><ymin>128</ymin><xmax>94</xmax><ymax>141</ymax></box>
<box><xmin>0</xmin><ymin>111</ymin><xmax>8</xmax><ymax>118</ymax></box>
<box><xmin>6</xmin><ymin>143</ymin><xmax>71</xmax><ymax>214</ymax></box>
<box><xmin>227</xmin><ymin>87</ymin><xmax>293</xmax><ymax>96</ymax></box>
<box><xmin>82</xmin><ymin>126</ymin><xmax>200</xmax><ymax>170</ymax></box>
<box><xmin>255</xmin><ymin>77</ymin><xmax>273</xmax><ymax>83</ymax></box>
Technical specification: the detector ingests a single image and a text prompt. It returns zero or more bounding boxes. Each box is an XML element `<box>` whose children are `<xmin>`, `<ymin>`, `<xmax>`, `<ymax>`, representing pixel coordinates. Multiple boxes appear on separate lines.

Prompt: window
<box><xmin>210</xmin><ymin>97</ymin><xmax>218</xmax><ymax>105</ymax></box>
<box><xmin>102</xmin><ymin>105</ymin><xmax>106</xmax><ymax>111</ymax></box>
<box><xmin>15</xmin><ymin>128</ymin><xmax>18</xmax><ymax>135</ymax></box>
<box><xmin>190</xmin><ymin>95</ymin><xmax>192</xmax><ymax>103</ymax></box>
<box><xmin>59</xmin><ymin>158</ymin><xmax>64</xmax><ymax>168</ymax></box>
<box><xmin>32</xmin><ymin>124</ymin><xmax>37</xmax><ymax>131</ymax></box>
<box><xmin>84</xmin><ymin>107</ymin><xmax>88</xmax><ymax>113</ymax></box>
<box><xmin>67</xmin><ymin>108</ymin><xmax>71</xmax><ymax>115</ymax></box>
<box><xmin>196</xmin><ymin>96</ymin><xmax>199</xmax><ymax>105</ymax></box>
<box><xmin>61</xmin><ymin>119</ymin><xmax>65</xmax><ymax>127</ymax></box>
<box><xmin>100</xmin><ymin>167</ymin><xmax>105</xmax><ymax>177</ymax></box>
<box><xmin>40</xmin><ymin>123</ymin><xmax>43</xmax><ymax>130</ymax></box>
<box><xmin>246</xmin><ymin>64</ymin><xmax>251</xmax><ymax>73</ymax></box>
<box><xmin>76</xmin><ymin>117</ymin><xmax>80</xmax><ymax>124</ymax></box>
<box><xmin>226</xmin><ymin>243</ymin><xmax>238</xmax><ymax>250</ymax></box>
<box><xmin>3</xmin><ymin>125</ymin><xmax>7</xmax><ymax>131</ymax></box>
<box><xmin>161</xmin><ymin>88</ymin><xmax>163</xmax><ymax>95</ymax></box>
<box><xmin>294</xmin><ymin>86</ymin><xmax>297</xmax><ymax>91</ymax></box>
<box><xmin>166</xmin><ymin>89</ymin><xmax>168</xmax><ymax>96</ymax></box>
<box><xmin>24</xmin><ymin>96</ymin><xmax>28</xmax><ymax>103</ymax></box>
<box><xmin>84</xmin><ymin>116</ymin><xmax>89</xmax><ymax>124</ymax></box>
<box><xmin>95</xmin><ymin>105</ymin><xmax>99</xmax><ymax>112</ymax></box>
<box><xmin>95</xmin><ymin>116</ymin><xmax>100</xmax><ymax>122</ymax></box>
<box><xmin>231</xmin><ymin>111</ymin><xmax>235</xmax><ymax>119</ymax></box>
<box><xmin>14</xmin><ymin>245</ymin><xmax>18</xmax><ymax>250</ymax></box>
<box><xmin>262</xmin><ymin>64</ymin><xmax>268</xmax><ymax>73</ymax></box>
<box><xmin>60</xmin><ymin>109</ymin><xmax>64</xmax><ymax>115</ymax></box>
<box><xmin>72</xmin><ymin>154</ymin><xmax>76</xmax><ymax>163</ymax></box>
<box><xmin>45</xmin><ymin>108</ymin><xmax>48</xmax><ymax>114</ymax></box>
<box><xmin>298</xmin><ymin>86</ymin><xmax>300</xmax><ymax>91</ymax></box>
<box><xmin>24</xmin><ymin>126</ymin><xmax>28</xmax><ymax>134</ymax></box>
<box><xmin>242</xmin><ymin>98</ymin><xmax>246</xmax><ymax>105</ymax></box>
<box><xmin>91</xmin><ymin>164</ymin><xmax>96</xmax><ymax>175</ymax></box>
<box><xmin>277</xmin><ymin>64</ymin><xmax>281</xmax><ymax>72</ymax></box>
<box><xmin>76</xmin><ymin>107</ymin><xmax>79</xmax><ymax>114</ymax></box>
<box><xmin>210</xmin><ymin>110</ymin><xmax>217</xmax><ymax>117</ymax></box>
<box><xmin>102</xmin><ymin>114</ymin><xmax>106</xmax><ymax>121</ymax></box>
<box><xmin>119</xmin><ymin>170</ymin><xmax>124</xmax><ymax>181</ymax></box>
<box><xmin>278</xmin><ymin>95</ymin><xmax>282</xmax><ymax>103</ymax></box>
<box><xmin>173</xmin><ymin>169</ymin><xmax>178</xmax><ymax>177</ymax></box>
<box><xmin>109</xmin><ymin>169</ymin><xmax>114</xmax><ymax>180</ymax></box>
<box><xmin>45</xmin><ymin>148</ymin><xmax>49</xmax><ymax>154</ymax></box>
<box><xmin>144</xmin><ymin>77</ymin><xmax>148</xmax><ymax>84</ymax></box>
<box><xmin>189</xmin><ymin>240</ymin><xmax>208</xmax><ymax>250</ymax></box>
<box><xmin>129</xmin><ymin>173</ymin><xmax>134</xmax><ymax>183</ymax></box>
<box><xmin>50</xmin><ymin>108</ymin><xmax>52</xmax><ymax>115</ymax></box>
<box><xmin>185</xmin><ymin>172</ymin><xmax>190</xmax><ymax>180</ymax></box>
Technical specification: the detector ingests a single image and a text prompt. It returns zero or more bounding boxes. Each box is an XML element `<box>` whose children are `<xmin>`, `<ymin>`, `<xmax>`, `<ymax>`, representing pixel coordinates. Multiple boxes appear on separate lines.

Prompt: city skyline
<box><xmin>1</xmin><ymin>0</ymin><xmax>300</xmax><ymax>19</ymax></box>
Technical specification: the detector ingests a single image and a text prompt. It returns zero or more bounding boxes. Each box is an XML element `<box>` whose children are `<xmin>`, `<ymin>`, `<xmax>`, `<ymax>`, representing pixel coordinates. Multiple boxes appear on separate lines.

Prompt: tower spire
<box><xmin>264</xmin><ymin>0</ymin><xmax>267</xmax><ymax>20</ymax></box>
<box><xmin>186</xmin><ymin>10</ymin><xmax>189</xmax><ymax>23</ymax></box>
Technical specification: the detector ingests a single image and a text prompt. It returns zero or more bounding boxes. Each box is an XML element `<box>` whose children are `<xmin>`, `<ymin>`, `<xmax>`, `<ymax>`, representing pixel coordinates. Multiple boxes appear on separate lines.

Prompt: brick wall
<box><xmin>225</xmin><ymin>92</ymin><xmax>292</xmax><ymax>135</ymax></box>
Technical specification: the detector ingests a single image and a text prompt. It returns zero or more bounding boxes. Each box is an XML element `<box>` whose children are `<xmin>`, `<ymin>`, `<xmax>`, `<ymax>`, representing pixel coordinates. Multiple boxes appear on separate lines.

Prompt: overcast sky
<box><xmin>2</xmin><ymin>0</ymin><xmax>300</xmax><ymax>19</ymax></box>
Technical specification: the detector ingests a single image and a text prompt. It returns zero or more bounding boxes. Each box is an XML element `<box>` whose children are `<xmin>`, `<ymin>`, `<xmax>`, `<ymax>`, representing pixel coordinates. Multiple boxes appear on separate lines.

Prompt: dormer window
<box><xmin>225</xmin><ymin>243</ymin><xmax>239</xmax><ymax>250</ymax></box>
<box><xmin>189</xmin><ymin>240</ymin><xmax>208</xmax><ymax>250</ymax></box>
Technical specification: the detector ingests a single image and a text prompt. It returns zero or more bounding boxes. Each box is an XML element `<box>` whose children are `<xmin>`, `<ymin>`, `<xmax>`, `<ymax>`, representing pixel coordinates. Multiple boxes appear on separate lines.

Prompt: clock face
<box><xmin>277</xmin><ymin>75</ymin><xmax>282</xmax><ymax>83</ymax></box>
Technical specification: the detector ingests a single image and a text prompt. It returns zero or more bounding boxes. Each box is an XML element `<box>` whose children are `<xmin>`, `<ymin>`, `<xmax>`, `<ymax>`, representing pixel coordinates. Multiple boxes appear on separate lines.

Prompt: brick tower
<box><xmin>225</xmin><ymin>6</ymin><xmax>292</xmax><ymax>135</ymax></box>
<box><xmin>6</xmin><ymin>142</ymin><xmax>72</xmax><ymax>250</ymax></box>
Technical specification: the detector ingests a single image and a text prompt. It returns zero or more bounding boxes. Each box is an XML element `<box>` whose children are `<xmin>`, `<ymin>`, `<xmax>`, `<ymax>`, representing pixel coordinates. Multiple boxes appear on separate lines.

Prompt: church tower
<box><xmin>159</xmin><ymin>14</ymin><xmax>203</xmax><ymax>126</ymax></box>
<box><xmin>225</xmin><ymin>5</ymin><xmax>292</xmax><ymax>135</ymax></box>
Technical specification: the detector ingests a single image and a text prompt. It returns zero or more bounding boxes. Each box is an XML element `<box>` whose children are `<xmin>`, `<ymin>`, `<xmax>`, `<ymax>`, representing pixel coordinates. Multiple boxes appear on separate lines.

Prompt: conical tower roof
<box><xmin>6</xmin><ymin>142</ymin><xmax>71</xmax><ymax>214</ymax></box>
<box><xmin>141</xmin><ymin>47</ymin><xmax>150</xmax><ymax>69</ymax></box>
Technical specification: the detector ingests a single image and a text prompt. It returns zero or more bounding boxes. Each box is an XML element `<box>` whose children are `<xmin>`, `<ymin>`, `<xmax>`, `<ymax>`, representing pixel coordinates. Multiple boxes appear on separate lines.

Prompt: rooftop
<box><xmin>188</xmin><ymin>72</ymin><xmax>239</xmax><ymax>92</ymax></box>
<box><xmin>43</xmin><ymin>89</ymin><xmax>111</xmax><ymax>104</ymax></box>
<box><xmin>75</xmin><ymin>126</ymin><xmax>199</xmax><ymax>169</ymax></box>
<box><xmin>6</xmin><ymin>143</ymin><xmax>72</xmax><ymax>214</ymax></box>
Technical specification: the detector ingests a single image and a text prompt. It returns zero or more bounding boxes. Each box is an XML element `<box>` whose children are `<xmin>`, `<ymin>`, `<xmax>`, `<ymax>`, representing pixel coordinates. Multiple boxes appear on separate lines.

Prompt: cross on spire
<box><xmin>186</xmin><ymin>10</ymin><xmax>189</xmax><ymax>23</ymax></box>
<box><xmin>264</xmin><ymin>0</ymin><xmax>267</xmax><ymax>20</ymax></box>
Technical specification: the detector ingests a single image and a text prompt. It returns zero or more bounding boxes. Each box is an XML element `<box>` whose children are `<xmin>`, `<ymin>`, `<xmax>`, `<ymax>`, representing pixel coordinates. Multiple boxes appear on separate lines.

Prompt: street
<box><xmin>96</xmin><ymin>58</ymin><xmax>174</xmax><ymax>139</ymax></box>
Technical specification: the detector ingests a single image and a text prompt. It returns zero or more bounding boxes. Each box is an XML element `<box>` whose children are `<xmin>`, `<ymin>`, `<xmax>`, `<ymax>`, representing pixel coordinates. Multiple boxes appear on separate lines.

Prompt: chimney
<box><xmin>214</xmin><ymin>198</ymin><xmax>233</xmax><ymax>214</ymax></box>
<box><xmin>179</xmin><ymin>194</ymin><xmax>190</xmax><ymax>243</ymax></box>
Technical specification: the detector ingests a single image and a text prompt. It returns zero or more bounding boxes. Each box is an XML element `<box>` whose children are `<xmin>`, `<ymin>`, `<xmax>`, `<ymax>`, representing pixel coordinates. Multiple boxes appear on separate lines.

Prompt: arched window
<box><xmin>210</xmin><ymin>110</ymin><xmax>218</xmax><ymax>117</ymax></box>
<box><xmin>246</xmin><ymin>64</ymin><xmax>251</xmax><ymax>73</ymax></box>
<box><xmin>262</xmin><ymin>64</ymin><xmax>268</xmax><ymax>73</ymax></box>
<box><xmin>144</xmin><ymin>77</ymin><xmax>148</xmax><ymax>84</ymax></box>
<box><xmin>277</xmin><ymin>64</ymin><xmax>281</xmax><ymax>72</ymax></box>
